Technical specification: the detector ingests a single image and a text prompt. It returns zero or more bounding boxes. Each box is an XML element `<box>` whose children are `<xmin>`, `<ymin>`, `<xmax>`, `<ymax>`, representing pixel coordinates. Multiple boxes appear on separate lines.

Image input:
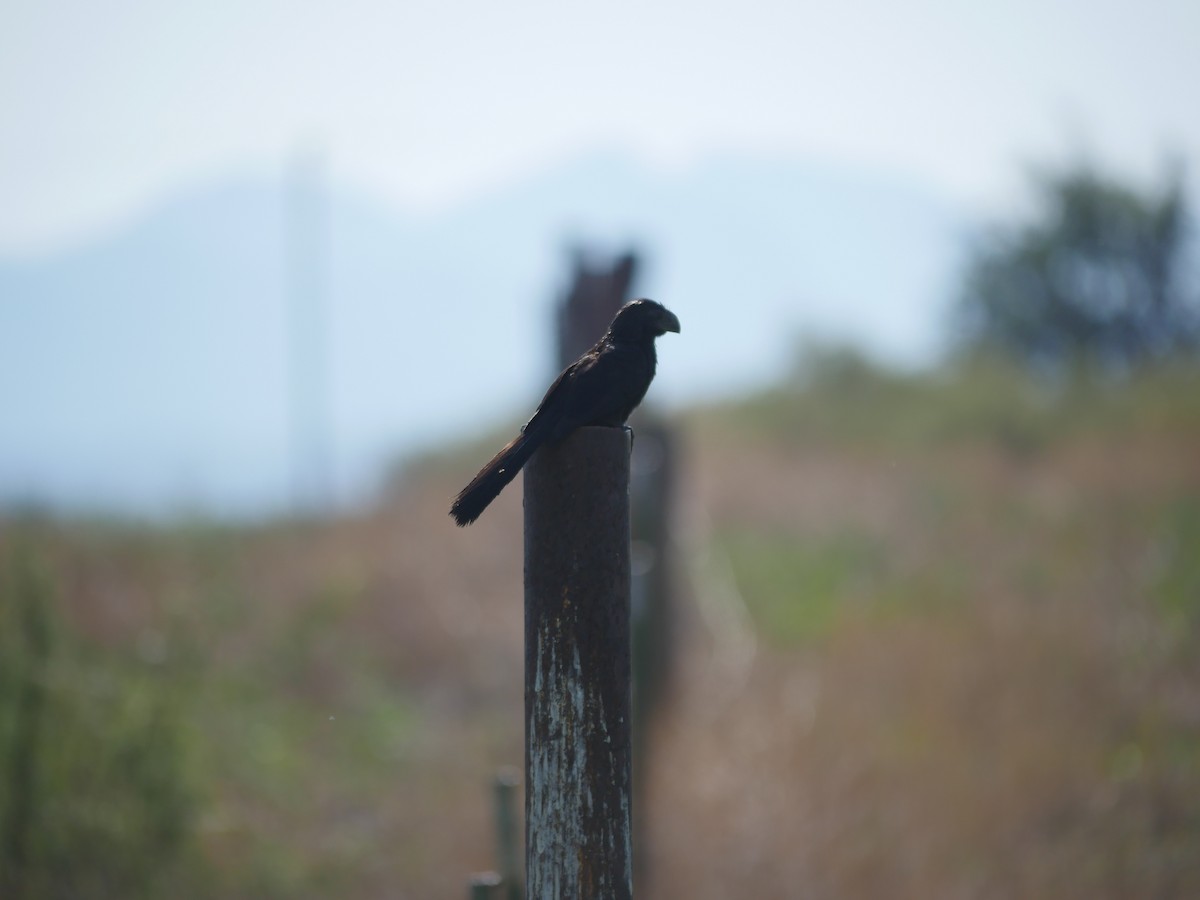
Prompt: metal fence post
<box><xmin>524</xmin><ymin>426</ymin><xmax>633</xmax><ymax>900</ymax></box>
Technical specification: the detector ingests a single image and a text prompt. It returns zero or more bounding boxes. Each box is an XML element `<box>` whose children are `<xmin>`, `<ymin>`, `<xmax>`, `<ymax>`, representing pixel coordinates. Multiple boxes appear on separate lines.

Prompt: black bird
<box><xmin>450</xmin><ymin>298</ymin><xmax>681</xmax><ymax>526</ymax></box>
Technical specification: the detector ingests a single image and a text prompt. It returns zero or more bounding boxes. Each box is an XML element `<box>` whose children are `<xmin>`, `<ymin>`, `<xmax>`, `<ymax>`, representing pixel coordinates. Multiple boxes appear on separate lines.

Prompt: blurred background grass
<box><xmin>3</xmin><ymin>352</ymin><xmax>1199</xmax><ymax>897</ymax></box>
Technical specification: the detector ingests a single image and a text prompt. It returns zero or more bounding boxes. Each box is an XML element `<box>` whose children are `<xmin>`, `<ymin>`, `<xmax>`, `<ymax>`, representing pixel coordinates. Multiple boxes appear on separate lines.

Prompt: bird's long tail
<box><xmin>449</xmin><ymin>431</ymin><xmax>540</xmax><ymax>526</ymax></box>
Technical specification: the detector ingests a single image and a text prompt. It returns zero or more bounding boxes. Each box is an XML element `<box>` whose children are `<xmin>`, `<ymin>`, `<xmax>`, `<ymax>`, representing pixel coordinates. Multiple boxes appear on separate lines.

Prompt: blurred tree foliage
<box><xmin>956</xmin><ymin>159</ymin><xmax>1200</xmax><ymax>367</ymax></box>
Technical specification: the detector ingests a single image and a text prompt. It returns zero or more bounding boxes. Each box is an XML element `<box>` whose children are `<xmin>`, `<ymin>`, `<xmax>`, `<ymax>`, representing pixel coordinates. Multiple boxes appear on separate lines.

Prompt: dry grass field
<box><xmin>3</xmin><ymin>358</ymin><xmax>1199</xmax><ymax>898</ymax></box>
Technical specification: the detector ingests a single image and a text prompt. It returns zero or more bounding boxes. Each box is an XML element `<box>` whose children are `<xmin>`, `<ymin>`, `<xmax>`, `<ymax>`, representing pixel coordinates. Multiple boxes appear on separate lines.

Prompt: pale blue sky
<box><xmin>2</xmin><ymin>0</ymin><xmax>1198</xmax><ymax>253</ymax></box>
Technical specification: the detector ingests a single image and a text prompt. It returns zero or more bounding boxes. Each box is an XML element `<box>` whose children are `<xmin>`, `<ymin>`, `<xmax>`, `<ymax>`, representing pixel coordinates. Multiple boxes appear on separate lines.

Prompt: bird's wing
<box><xmin>521</xmin><ymin>349</ymin><xmax>601</xmax><ymax>436</ymax></box>
<box><xmin>521</xmin><ymin>338</ymin><xmax>648</xmax><ymax>443</ymax></box>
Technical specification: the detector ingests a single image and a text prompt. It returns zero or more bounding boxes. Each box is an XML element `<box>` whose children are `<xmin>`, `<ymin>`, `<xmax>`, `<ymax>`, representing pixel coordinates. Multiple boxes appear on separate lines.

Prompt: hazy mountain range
<box><xmin>0</xmin><ymin>153</ymin><xmax>970</xmax><ymax>516</ymax></box>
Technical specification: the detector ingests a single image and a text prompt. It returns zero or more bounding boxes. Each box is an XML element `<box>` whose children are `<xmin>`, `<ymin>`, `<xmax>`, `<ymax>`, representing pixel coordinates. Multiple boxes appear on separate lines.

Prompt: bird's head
<box><xmin>608</xmin><ymin>298</ymin><xmax>681</xmax><ymax>341</ymax></box>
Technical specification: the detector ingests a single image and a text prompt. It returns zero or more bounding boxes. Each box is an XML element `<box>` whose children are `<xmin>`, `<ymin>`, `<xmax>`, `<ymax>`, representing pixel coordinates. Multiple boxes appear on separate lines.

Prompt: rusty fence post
<box><xmin>524</xmin><ymin>426</ymin><xmax>633</xmax><ymax>900</ymax></box>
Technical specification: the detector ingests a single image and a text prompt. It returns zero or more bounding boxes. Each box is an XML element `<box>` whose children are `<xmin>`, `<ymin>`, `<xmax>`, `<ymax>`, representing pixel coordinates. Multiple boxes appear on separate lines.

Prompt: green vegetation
<box><xmin>0</xmin><ymin>522</ymin><xmax>439</xmax><ymax>899</ymax></box>
<box><xmin>720</xmin><ymin>527</ymin><xmax>888</xmax><ymax>644</ymax></box>
<box><xmin>668</xmin><ymin>356</ymin><xmax>1200</xmax><ymax>897</ymax></box>
<box><xmin>2</xmin><ymin>356</ymin><xmax>1199</xmax><ymax>897</ymax></box>
<box><xmin>1154</xmin><ymin>497</ymin><xmax>1200</xmax><ymax>634</ymax></box>
<box><xmin>954</xmin><ymin>158</ymin><xmax>1199</xmax><ymax>366</ymax></box>
<box><xmin>711</xmin><ymin>345</ymin><xmax>1200</xmax><ymax>451</ymax></box>
<box><xmin>0</xmin><ymin>540</ymin><xmax>200</xmax><ymax>899</ymax></box>
<box><xmin>700</xmin><ymin>355</ymin><xmax>1200</xmax><ymax>649</ymax></box>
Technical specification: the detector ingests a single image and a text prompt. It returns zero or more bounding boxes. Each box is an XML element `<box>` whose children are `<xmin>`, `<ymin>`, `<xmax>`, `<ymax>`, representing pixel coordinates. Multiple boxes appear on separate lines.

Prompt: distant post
<box><xmin>524</xmin><ymin>427</ymin><xmax>633</xmax><ymax>900</ymax></box>
<box><xmin>284</xmin><ymin>146</ymin><xmax>332</xmax><ymax>513</ymax></box>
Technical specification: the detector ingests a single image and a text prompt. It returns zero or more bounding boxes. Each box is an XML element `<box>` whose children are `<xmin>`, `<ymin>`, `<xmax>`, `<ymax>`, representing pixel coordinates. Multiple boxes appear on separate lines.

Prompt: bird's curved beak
<box><xmin>660</xmin><ymin>309</ymin><xmax>681</xmax><ymax>334</ymax></box>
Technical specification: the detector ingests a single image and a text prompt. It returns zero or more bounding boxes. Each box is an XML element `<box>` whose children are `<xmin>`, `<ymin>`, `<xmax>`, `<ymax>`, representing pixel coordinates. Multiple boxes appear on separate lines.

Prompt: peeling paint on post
<box><xmin>524</xmin><ymin>426</ymin><xmax>633</xmax><ymax>900</ymax></box>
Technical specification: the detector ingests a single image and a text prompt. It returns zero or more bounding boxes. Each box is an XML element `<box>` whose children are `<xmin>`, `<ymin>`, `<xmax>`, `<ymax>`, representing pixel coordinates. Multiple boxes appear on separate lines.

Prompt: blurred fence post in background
<box><xmin>556</xmin><ymin>248</ymin><xmax>677</xmax><ymax>890</ymax></box>
<box><xmin>285</xmin><ymin>146</ymin><xmax>333</xmax><ymax>514</ymax></box>
<box><xmin>524</xmin><ymin>426</ymin><xmax>633</xmax><ymax>900</ymax></box>
<box><xmin>468</xmin><ymin>871</ymin><xmax>502</xmax><ymax>899</ymax></box>
<box><xmin>555</xmin><ymin>249</ymin><xmax>639</xmax><ymax>372</ymax></box>
<box><xmin>492</xmin><ymin>767</ymin><xmax>523</xmax><ymax>900</ymax></box>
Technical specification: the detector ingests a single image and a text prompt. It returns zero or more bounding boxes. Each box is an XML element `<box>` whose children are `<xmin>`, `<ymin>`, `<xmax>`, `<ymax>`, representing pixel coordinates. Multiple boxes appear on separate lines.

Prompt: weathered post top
<box><xmin>524</xmin><ymin>426</ymin><xmax>633</xmax><ymax>900</ymax></box>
